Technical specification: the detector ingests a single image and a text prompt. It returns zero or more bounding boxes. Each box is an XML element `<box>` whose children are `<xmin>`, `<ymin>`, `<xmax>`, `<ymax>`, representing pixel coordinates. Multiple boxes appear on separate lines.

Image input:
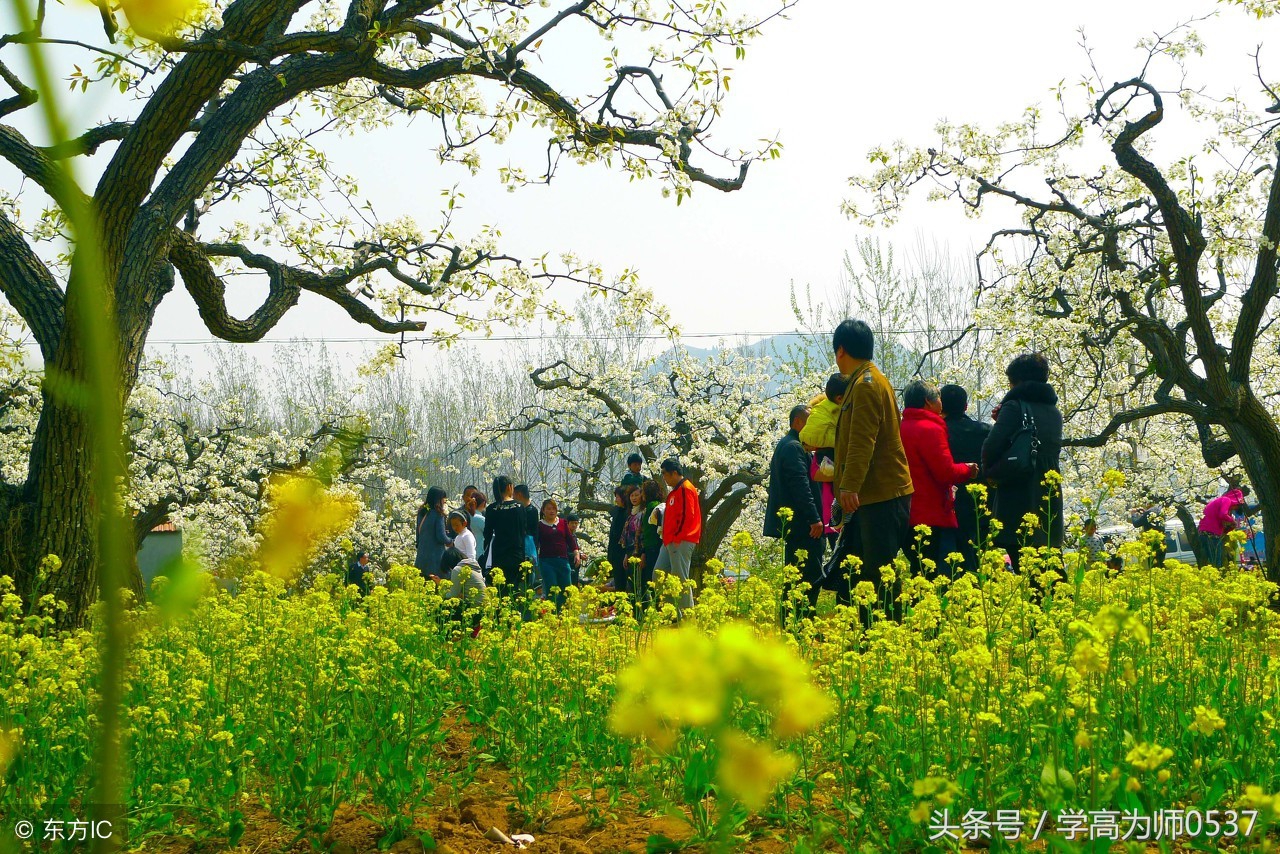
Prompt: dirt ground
<box><xmin>140</xmin><ymin>722</ymin><xmax>1263</xmax><ymax>854</ymax></box>
<box><xmin>143</xmin><ymin>720</ymin><xmax>736</xmax><ymax>854</ymax></box>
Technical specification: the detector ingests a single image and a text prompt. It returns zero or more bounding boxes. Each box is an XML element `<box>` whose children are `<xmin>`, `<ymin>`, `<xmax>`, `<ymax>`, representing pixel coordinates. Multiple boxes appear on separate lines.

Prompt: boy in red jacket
<box><xmin>654</xmin><ymin>457</ymin><xmax>700</xmax><ymax>614</ymax></box>
<box><xmin>899</xmin><ymin>380</ymin><xmax>978</xmax><ymax>576</ymax></box>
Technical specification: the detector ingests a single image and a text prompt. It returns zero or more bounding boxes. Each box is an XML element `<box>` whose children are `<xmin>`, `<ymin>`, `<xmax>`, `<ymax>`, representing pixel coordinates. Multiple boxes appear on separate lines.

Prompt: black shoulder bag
<box><xmin>989</xmin><ymin>402</ymin><xmax>1040</xmax><ymax>485</ymax></box>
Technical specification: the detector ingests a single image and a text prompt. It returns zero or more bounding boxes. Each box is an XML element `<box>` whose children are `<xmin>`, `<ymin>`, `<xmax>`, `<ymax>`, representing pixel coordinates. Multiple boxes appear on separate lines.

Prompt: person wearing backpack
<box><xmin>981</xmin><ymin>353</ymin><xmax>1064</xmax><ymax>574</ymax></box>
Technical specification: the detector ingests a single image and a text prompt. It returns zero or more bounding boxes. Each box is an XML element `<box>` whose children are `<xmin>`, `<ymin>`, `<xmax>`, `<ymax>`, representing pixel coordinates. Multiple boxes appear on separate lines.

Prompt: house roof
<box><xmin>151</xmin><ymin>522</ymin><xmax>179</xmax><ymax>533</ymax></box>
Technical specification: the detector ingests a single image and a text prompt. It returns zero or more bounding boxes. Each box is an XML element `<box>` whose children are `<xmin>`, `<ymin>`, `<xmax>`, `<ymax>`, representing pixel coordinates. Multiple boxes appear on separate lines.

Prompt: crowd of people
<box><xmin>765</xmin><ymin>319</ymin><xmax>1067</xmax><ymax>616</ymax></box>
<box><xmin>342</xmin><ymin>316</ymin><xmax>1256</xmax><ymax>621</ymax></box>
<box><xmin>344</xmin><ymin>458</ymin><xmax>706</xmax><ymax>620</ymax></box>
<box><xmin>764</xmin><ymin>318</ymin><xmax>1257</xmax><ymax>618</ymax></box>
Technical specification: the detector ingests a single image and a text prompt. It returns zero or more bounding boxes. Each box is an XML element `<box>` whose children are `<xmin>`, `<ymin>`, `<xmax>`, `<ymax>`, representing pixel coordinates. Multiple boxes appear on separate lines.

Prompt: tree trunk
<box><xmin>1</xmin><ymin>329</ymin><xmax>146</xmax><ymax>627</ymax></box>
<box><xmin>692</xmin><ymin>484</ymin><xmax>755</xmax><ymax>590</ymax></box>
<box><xmin>10</xmin><ymin>385</ymin><xmax>101</xmax><ymax>626</ymax></box>
<box><xmin>1222</xmin><ymin>399</ymin><xmax>1280</xmax><ymax>583</ymax></box>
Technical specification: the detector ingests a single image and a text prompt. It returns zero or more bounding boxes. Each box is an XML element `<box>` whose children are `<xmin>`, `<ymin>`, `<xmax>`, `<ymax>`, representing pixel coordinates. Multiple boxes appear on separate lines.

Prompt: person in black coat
<box><xmin>941</xmin><ymin>384</ymin><xmax>992</xmax><ymax>573</ymax></box>
<box><xmin>513</xmin><ymin>483</ymin><xmax>541</xmax><ymax>589</ymax></box>
<box><xmin>981</xmin><ymin>353</ymin><xmax>1064</xmax><ymax>574</ymax></box>
<box><xmin>346</xmin><ymin>551</ymin><xmax>372</xmax><ymax>596</ymax></box>
<box><xmin>607</xmin><ymin>486</ymin><xmax>632</xmax><ymax>593</ymax></box>
<box><xmin>483</xmin><ymin>475</ymin><xmax>529</xmax><ymax>588</ymax></box>
<box><xmin>764</xmin><ymin>404</ymin><xmax>825</xmax><ymax>612</ymax></box>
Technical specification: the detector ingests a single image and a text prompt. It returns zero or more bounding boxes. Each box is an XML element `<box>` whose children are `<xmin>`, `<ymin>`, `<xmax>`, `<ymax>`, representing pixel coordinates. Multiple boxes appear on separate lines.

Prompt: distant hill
<box><xmin>660</xmin><ymin>332</ymin><xmax>919</xmax><ymax>395</ymax></box>
<box><xmin>661</xmin><ymin>332</ymin><xmax>829</xmax><ymax>370</ymax></box>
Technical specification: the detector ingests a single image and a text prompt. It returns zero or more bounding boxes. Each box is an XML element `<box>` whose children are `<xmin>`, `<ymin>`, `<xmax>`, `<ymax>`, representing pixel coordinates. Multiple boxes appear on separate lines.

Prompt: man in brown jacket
<box><xmin>822</xmin><ymin>319</ymin><xmax>914</xmax><ymax>610</ymax></box>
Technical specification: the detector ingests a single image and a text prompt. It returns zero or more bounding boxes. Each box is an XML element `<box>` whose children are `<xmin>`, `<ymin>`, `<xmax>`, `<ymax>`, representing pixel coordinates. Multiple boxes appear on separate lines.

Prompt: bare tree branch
<box><xmin>169</xmin><ymin>231</ymin><xmax>428</xmax><ymax>342</ymax></box>
<box><xmin>0</xmin><ymin>210</ymin><xmax>65</xmax><ymax>359</ymax></box>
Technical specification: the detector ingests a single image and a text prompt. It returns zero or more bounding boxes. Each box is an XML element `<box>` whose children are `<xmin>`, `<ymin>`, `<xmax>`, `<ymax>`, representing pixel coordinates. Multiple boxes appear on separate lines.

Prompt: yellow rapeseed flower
<box><xmin>256</xmin><ymin>474</ymin><xmax>359</xmax><ymax>582</ymax></box>
<box><xmin>1188</xmin><ymin>705</ymin><xmax>1226</xmax><ymax>736</ymax></box>
<box><xmin>716</xmin><ymin>728</ymin><xmax>797</xmax><ymax>810</ymax></box>
<box><xmin>0</xmin><ymin>728</ymin><xmax>17</xmax><ymax>776</ymax></box>
<box><xmin>1126</xmin><ymin>742</ymin><xmax>1173</xmax><ymax>772</ymax></box>
<box><xmin>610</xmin><ymin>621</ymin><xmax>832</xmax><ymax>808</ymax></box>
<box><xmin>1102</xmin><ymin>469</ymin><xmax>1126</xmax><ymax>490</ymax></box>
<box><xmin>1239</xmin><ymin>785</ymin><xmax>1280</xmax><ymax>815</ymax></box>
<box><xmin>119</xmin><ymin>0</ymin><xmax>204</xmax><ymax>35</ymax></box>
<box><xmin>1071</xmin><ymin>640</ymin><xmax>1107</xmax><ymax>675</ymax></box>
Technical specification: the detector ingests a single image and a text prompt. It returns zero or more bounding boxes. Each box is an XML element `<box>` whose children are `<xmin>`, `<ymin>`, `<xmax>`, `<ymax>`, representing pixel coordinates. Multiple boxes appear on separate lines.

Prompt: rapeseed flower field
<box><xmin>2</xmin><ymin>519</ymin><xmax>1279</xmax><ymax>852</ymax></box>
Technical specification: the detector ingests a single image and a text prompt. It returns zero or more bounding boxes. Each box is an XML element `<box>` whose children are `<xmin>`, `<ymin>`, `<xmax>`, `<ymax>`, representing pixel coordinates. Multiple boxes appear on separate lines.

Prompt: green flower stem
<box><xmin>10</xmin><ymin>5</ymin><xmax>132</xmax><ymax>852</ymax></box>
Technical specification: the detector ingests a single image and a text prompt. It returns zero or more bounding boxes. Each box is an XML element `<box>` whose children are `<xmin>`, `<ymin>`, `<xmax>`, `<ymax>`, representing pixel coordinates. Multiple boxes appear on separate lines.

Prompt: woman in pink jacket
<box><xmin>1198</xmin><ymin>488</ymin><xmax>1246</xmax><ymax>568</ymax></box>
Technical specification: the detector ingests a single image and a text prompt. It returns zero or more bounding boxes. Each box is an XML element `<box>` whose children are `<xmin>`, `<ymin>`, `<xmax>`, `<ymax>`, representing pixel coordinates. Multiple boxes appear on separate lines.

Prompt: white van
<box><xmin>1097</xmin><ymin>519</ymin><xmax>1262</xmax><ymax>567</ymax></box>
<box><xmin>1095</xmin><ymin>520</ymin><xmax>1195</xmax><ymax>565</ymax></box>
<box><xmin>1160</xmin><ymin>521</ymin><xmax>1198</xmax><ymax>565</ymax></box>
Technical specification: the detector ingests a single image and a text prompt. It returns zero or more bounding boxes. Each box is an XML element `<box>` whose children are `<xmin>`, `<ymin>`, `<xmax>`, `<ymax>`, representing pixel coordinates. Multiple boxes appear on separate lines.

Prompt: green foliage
<box><xmin>2</xmin><ymin>515</ymin><xmax>1280</xmax><ymax>850</ymax></box>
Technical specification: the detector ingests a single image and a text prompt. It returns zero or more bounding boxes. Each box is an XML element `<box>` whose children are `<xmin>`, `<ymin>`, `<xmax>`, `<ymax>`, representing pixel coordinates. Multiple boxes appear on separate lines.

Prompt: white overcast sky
<box><xmin>5</xmin><ymin>1</ymin><xmax>1278</xmax><ymax>366</ymax></box>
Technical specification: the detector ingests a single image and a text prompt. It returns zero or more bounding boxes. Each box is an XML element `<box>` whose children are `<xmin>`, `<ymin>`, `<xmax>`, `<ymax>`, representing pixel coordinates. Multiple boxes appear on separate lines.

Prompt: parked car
<box><xmin>1099</xmin><ymin>518</ymin><xmax>1265</xmax><ymax>567</ymax></box>
<box><xmin>1096</xmin><ymin>520</ymin><xmax>1198</xmax><ymax>566</ymax></box>
<box><xmin>1160</xmin><ymin>521</ymin><xmax>1198</xmax><ymax>565</ymax></box>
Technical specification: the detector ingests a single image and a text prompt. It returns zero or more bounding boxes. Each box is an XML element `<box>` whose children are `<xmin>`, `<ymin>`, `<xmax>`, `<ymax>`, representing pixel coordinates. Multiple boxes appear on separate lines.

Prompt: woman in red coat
<box><xmin>900</xmin><ymin>380</ymin><xmax>978</xmax><ymax>577</ymax></box>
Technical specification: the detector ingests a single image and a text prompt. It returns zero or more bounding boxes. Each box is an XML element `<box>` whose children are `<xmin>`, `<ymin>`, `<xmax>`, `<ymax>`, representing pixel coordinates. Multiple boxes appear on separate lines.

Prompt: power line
<box><xmin>125</xmin><ymin>327</ymin><xmax>1004</xmax><ymax>346</ymax></box>
<box><xmin>9</xmin><ymin>326</ymin><xmax>1010</xmax><ymax>353</ymax></box>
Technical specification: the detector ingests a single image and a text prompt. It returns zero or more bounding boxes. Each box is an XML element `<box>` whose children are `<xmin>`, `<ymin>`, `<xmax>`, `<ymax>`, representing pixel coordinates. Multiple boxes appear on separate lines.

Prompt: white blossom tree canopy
<box><xmin>0</xmin><ymin>0</ymin><xmax>793</xmax><ymax>624</ymax></box>
<box><xmin>846</xmin><ymin>18</ymin><xmax>1280</xmax><ymax>577</ymax></box>
<box><xmin>476</xmin><ymin>336</ymin><xmax>793</xmax><ymax>568</ymax></box>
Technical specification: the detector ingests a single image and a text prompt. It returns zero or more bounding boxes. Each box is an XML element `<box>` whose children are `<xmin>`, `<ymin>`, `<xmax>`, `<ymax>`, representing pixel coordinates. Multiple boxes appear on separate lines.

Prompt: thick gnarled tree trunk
<box><xmin>0</xmin><ymin>258</ymin><xmax>154</xmax><ymax>626</ymax></box>
<box><xmin>21</xmin><ymin>391</ymin><xmax>101</xmax><ymax>620</ymax></box>
<box><xmin>1222</xmin><ymin>401</ymin><xmax>1280</xmax><ymax>577</ymax></box>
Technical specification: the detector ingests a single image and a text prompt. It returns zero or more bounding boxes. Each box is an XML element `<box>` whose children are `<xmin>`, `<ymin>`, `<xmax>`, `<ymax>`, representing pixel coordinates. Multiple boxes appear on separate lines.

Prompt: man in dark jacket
<box><xmin>981</xmin><ymin>353</ymin><xmax>1064</xmax><ymax>575</ymax></box>
<box><xmin>346</xmin><ymin>551</ymin><xmax>372</xmax><ymax>595</ymax></box>
<box><xmin>483</xmin><ymin>475</ymin><xmax>528</xmax><ymax>588</ymax></box>
<box><xmin>607</xmin><ymin>486</ymin><xmax>632</xmax><ymax>593</ymax></box>
<box><xmin>513</xmin><ymin>483</ymin><xmax>541</xmax><ymax>590</ymax></box>
<box><xmin>941</xmin><ymin>384</ymin><xmax>991</xmax><ymax>573</ymax></box>
<box><xmin>765</xmin><ymin>404</ymin><xmax>826</xmax><ymax>612</ymax></box>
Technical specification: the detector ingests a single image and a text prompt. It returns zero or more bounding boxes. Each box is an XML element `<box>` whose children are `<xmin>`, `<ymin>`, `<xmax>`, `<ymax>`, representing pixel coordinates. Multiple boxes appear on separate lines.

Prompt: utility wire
<box><xmin>123</xmin><ymin>327</ymin><xmax>1006</xmax><ymax>346</ymax></box>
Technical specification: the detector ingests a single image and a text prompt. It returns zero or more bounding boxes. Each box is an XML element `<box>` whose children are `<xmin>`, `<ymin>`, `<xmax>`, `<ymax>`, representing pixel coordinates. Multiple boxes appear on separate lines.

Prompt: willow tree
<box><xmin>0</xmin><ymin>0</ymin><xmax>792</xmax><ymax>624</ymax></box>
<box><xmin>848</xmin><ymin>18</ymin><xmax>1280</xmax><ymax>577</ymax></box>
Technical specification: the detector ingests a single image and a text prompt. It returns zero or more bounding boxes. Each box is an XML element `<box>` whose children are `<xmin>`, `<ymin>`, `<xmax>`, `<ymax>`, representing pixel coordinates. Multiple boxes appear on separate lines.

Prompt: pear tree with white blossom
<box><xmin>0</xmin><ymin>0</ymin><xmax>794</xmax><ymax>623</ymax></box>
<box><xmin>848</xmin><ymin>15</ymin><xmax>1280</xmax><ymax>576</ymax></box>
